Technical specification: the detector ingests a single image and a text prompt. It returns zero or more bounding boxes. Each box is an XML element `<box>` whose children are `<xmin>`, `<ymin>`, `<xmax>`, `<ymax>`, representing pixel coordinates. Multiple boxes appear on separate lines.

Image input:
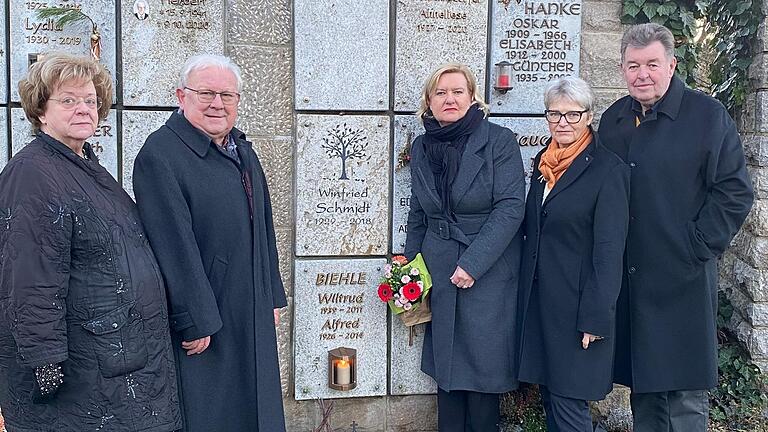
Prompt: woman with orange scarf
<box><xmin>517</xmin><ymin>77</ymin><xmax>630</xmax><ymax>431</ymax></box>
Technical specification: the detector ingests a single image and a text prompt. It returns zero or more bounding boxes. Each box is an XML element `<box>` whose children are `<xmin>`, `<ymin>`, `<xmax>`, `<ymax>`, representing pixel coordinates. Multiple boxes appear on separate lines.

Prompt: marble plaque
<box><xmin>390</xmin><ymin>319</ymin><xmax>436</xmax><ymax>395</ymax></box>
<box><xmin>121</xmin><ymin>110</ymin><xmax>170</xmax><ymax>197</ymax></box>
<box><xmin>0</xmin><ymin>112</ymin><xmax>8</xmax><ymax>172</ymax></box>
<box><xmin>489</xmin><ymin>117</ymin><xmax>550</xmax><ymax>186</ymax></box>
<box><xmin>0</xmin><ymin>0</ymin><xmax>7</xmax><ymax>103</ymax></box>
<box><xmin>10</xmin><ymin>108</ymin><xmax>118</xmax><ymax>179</ymax></box>
<box><xmin>122</xmin><ymin>0</ymin><xmax>224</xmax><ymax>107</ymax></box>
<box><xmin>489</xmin><ymin>0</ymin><xmax>582</xmax><ymax>114</ymax></box>
<box><xmin>295</xmin><ymin>0</ymin><xmax>389</xmax><ymax>111</ymax></box>
<box><xmin>294</xmin><ymin>258</ymin><xmax>388</xmax><ymax>400</ymax></box>
<box><xmin>10</xmin><ymin>0</ymin><xmax>117</xmax><ymax>102</ymax></box>
<box><xmin>392</xmin><ymin>115</ymin><xmax>423</xmax><ymax>254</ymax></box>
<box><xmin>295</xmin><ymin>114</ymin><xmax>390</xmax><ymax>256</ymax></box>
<box><xmin>394</xmin><ymin>0</ymin><xmax>488</xmax><ymax>112</ymax></box>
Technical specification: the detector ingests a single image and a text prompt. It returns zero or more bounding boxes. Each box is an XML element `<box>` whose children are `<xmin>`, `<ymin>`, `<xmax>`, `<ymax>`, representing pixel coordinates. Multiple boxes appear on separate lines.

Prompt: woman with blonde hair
<box><xmin>405</xmin><ymin>63</ymin><xmax>525</xmax><ymax>430</ymax></box>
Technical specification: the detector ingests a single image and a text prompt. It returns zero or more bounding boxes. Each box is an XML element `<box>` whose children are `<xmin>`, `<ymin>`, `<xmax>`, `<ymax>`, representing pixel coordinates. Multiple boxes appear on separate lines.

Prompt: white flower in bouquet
<box><xmin>394</xmin><ymin>298</ymin><xmax>403</xmax><ymax>307</ymax></box>
<box><xmin>384</xmin><ymin>264</ymin><xmax>392</xmax><ymax>273</ymax></box>
<box><xmin>417</xmin><ymin>281</ymin><xmax>423</xmax><ymax>287</ymax></box>
<box><xmin>385</xmin><ymin>271</ymin><xmax>392</xmax><ymax>278</ymax></box>
<box><xmin>410</xmin><ymin>268</ymin><xmax>420</xmax><ymax>276</ymax></box>
<box><xmin>403</xmin><ymin>302</ymin><xmax>412</xmax><ymax>310</ymax></box>
<box><xmin>401</xmin><ymin>275</ymin><xmax>411</xmax><ymax>284</ymax></box>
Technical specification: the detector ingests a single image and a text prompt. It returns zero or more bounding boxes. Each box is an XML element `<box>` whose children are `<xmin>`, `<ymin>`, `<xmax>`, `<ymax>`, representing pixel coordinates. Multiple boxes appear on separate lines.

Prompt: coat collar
<box><xmin>616</xmin><ymin>75</ymin><xmax>684</xmax><ymax>122</ymax></box>
<box><xmin>166</xmin><ymin>110</ymin><xmax>247</xmax><ymax>158</ymax></box>
<box><xmin>413</xmin><ymin>119</ymin><xmax>489</xmax><ymax>211</ymax></box>
<box><xmin>541</xmin><ymin>130</ymin><xmax>598</xmax><ymax>207</ymax></box>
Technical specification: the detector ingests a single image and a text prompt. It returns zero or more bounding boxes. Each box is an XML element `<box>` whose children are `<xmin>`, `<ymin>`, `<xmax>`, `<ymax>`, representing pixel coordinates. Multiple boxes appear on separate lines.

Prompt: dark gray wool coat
<box><xmin>598</xmin><ymin>76</ymin><xmax>754</xmax><ymax>393</ymax></box>
<box><xmin>133</xmin><ymin>111</ymin><xmax>287</xmax><ymax>432</ymax></box>
<box><xmin>405</xmin><ymin>119</ymin><xmax>525</xmax><ymax>393</ymax></box>
<box><xmin>518</xmin><ymin>136</ymin><xmax>629</xmax><ymax>401</ymax></box>
<box><xmin>0</xmin><ymin>134</ymin><xmax>180</xmax><ymax>432</ymax></box>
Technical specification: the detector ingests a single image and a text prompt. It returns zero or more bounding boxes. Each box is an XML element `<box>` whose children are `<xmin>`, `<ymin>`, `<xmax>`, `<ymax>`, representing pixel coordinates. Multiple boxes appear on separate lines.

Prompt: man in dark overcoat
<box><xmin>132</xmin><ymin>54</ymin><xmax>287</xmax><ymax>432</ymax></box>
<box><xmin>598</xmin><ymin>23</ymin><xmax>754</xmax><ymax>431</ymax></box>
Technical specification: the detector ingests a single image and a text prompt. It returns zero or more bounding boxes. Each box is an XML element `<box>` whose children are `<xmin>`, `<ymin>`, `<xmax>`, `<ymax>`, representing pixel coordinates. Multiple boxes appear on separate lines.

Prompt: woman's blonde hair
<box><xmin>19</xmin><ymin>52</ymin><xmax>113</xmax><ymax>131</ymax></box>
<box><xmin>417</xmin><ymin>63</ymin><xmax>489</xmax><ymax>120</ymax></box>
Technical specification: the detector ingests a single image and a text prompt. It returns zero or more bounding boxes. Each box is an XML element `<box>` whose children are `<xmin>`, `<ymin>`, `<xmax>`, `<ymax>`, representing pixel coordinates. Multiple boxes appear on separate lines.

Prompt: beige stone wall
<box><xmin>722</xmin><ymin>6</ymin><xmax>768</xmax><ymax>372</ymax></box>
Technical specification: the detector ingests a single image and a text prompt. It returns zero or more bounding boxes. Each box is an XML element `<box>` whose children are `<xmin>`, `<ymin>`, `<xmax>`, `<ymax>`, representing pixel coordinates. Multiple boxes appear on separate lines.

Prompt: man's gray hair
<box><xmin>178</xmin><ymin>54</ymin><xmax>243</xmax><ymax>91</ymax></box>
<box><xmin>544</xmin><ymin>76</ymin><xmax>595</xmax><ymax>111</ymax></box>
<box><xmin>621</xmin><ymin>23</ymin><xmax>675</xmax><ymax>63</ymax></box>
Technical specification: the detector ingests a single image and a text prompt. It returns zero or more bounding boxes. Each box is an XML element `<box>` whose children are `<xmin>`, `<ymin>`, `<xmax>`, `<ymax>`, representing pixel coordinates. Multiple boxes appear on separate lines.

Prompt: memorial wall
<box><xmin>0</xmin><ymin>0</ymin><xmax>646</xmax><ymax>428</ymax></box>
<box><xmin>0</xmin><ymin>0</ymin><xmax>225</xmax><ymax>190</ymax></box>
<box><xmin>292</xmin><ymin>0</ymin><xmax>584</xmax><ymax>403</ymax></box>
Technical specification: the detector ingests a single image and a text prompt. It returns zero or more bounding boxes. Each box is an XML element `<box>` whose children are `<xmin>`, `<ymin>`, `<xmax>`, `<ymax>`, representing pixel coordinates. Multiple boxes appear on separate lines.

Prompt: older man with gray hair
<box><xmin>598</xmin><ymin>23</ymin><xmax>753</xmax><ymax>431</ymax></box>
<box><xmin>133</xmin><ymin>54</ymin><xmax>287</xmax><ymax>431</ymax></box>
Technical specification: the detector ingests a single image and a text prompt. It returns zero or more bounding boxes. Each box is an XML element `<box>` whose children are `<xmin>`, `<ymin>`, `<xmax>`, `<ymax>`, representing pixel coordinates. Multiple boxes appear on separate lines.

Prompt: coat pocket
<box><xmin>82</xmin><ymin>302</ymin><xmax>148</xmax><ymax>378</ymax></box>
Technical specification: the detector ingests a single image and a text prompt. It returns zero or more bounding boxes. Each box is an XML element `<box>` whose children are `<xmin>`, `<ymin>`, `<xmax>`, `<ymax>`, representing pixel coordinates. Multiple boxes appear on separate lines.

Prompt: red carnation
<box><xmin>378</xmin><ymin>284</ymin><xmax>394</xmax><ymax>302</ymax></box>
<box><xmin>402</xmin><ymin>282</ymin><xmax>422</xmax><ymax>301</ymax></box>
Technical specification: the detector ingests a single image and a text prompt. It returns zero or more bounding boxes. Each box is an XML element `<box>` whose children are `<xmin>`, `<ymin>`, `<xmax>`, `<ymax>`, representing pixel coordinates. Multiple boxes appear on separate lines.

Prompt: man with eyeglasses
<box><xmin>132</xmin><ymin>54</ymin><xmax>287</xmax><ymax>432</ymax></box>
<box><xmin>598</xmin><ymin>23</ymin><xmax>753</xmax><ymax>431</ymax></box>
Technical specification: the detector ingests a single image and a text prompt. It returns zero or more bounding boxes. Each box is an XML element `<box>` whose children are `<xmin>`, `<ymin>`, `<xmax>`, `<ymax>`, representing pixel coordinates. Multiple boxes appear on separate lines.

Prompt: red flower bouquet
<box><xmin>378</xmin><ymin>253</ymin><xmax>432</xmax><ymax>328</ymax></box>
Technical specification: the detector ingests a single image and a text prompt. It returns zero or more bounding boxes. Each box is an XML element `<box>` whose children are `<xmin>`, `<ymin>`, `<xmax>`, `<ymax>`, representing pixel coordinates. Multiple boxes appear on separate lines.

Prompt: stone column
<box><xmin>724</xmin><ymin>11</ymin><xmax>768</xmax><ymax>372</ymax></box>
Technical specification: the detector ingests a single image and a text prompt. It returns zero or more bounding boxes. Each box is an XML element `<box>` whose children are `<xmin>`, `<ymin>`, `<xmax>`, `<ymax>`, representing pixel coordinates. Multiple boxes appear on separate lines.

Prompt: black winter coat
<box><xmin>518</xmin><ymin>136</ymin><xmax>629</xmax><ymax>401</ymax></box>
<box><xmin>0</xmin><ymin>134</ymin><xmax>180</xmax><ymax>432</ymax></box>
<box><xmin>405</xmin><ymin>120</ymin><xmax>525</xmax><ymax>393</ymax></box>
<box><xmin>599</xmin><ymin>76</ymin><xmax>754</xmax><ymax>392</ymax></box>
<box><xmin>133</xmin><ymin>112</ymin><xmax>287</xmax><ymax>432</ymax></box>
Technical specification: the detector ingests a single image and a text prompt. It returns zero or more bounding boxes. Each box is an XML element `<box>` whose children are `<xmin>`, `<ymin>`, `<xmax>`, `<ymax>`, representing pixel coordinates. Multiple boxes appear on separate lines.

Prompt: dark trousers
<box><xmin>539</xmin><ymin>386</ymin><xmax>593</xmax><ymax>432</ymax></box>
<box><xmin>630</xmin><ymin>390</ymin><xmax>709</xmax><ymax>432</ymax></box>
<box><xmin>437</xmin><ymin>388</ymin><xmax>500</xmax><ymax>432</ymax></box>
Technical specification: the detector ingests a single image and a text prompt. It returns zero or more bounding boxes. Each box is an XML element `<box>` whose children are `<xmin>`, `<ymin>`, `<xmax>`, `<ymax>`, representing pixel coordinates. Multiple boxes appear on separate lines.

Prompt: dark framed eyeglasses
<box><xmin>184</xmin><ymin>87</ymin><xmax>241</xmax><ymax>105</ymax></box>
<box><xmin>544</xmin><ymin>109</ymin><xmax>589</xmax><ymax>124</ymax></box>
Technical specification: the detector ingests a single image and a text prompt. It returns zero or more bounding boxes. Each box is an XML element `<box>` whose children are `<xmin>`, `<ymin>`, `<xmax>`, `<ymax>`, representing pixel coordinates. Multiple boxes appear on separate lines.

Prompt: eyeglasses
<box><xmin>184</xmin><ymin>87</ymin><xmax>240</xmax><ymax>105</ymax></box>
<box><xmin>544</xmin><ymin>109</ymin><xmax>589</xmax><ymax>124</ymax></box>
<box><xmin>49</xmin><ymin>96</ymin><xmax>102</xmax><ymax>110</ymax></box>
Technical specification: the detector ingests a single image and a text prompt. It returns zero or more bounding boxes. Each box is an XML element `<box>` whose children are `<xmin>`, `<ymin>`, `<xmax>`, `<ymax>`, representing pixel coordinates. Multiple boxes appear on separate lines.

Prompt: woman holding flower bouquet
<box><xmin>517</xmin><ymin>77</ymin><xmax>629</xmax><ymax>431</ymax></box>
<box><xmin>405</xmin><ymin>63</ymin><xmax>525</xmax><ymax>431</ymax></box>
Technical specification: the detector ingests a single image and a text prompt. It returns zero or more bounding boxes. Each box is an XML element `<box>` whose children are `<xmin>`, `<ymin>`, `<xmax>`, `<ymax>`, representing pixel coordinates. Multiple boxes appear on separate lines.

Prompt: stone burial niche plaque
<box><xmin>295</xmin><ymin>114</ymin><xmax>390</xmax><ymax>256</ymax></box>
<box><xmin>394</xmin><ymin>0</ymin><xmax>489</xmax><ymax>112</ymax></box>
<box><xmin>294</xmin><ymin>0</ymin><xmax>389</xmax><ymax>111</ymax></box>
<box><xmin>10</xmin><ymin>108</ymin><xmax>118</xmax><ymax>179</ymax></box>
<box><xmin>0</xmin><ymin>112</ymin><xmax>8</xmax><ymax>173</ymax></box>
<box><xmin>490</xmin><ymin>117</ymin><xmax>550</xmax><ymax>188</ymax></box>
<box><xmin>294</xmin><ymin>258</ymin><xmax>388</xmax><ymax>400</ymax></box>
<box><xmin>11</xmin><ymin>0</ymin><xmax>117</xmax><ymax>102</ymax></box>
<box><xmin>392</xmin><ymin>115</ymin><xmax>424</xmax><ymax>254</ymax></box>
<box><xmin>122</xmin><ymin>0</ymin><xmax>224</xmax><ymax>107</ymax></box>
<box><xmin>490</xmin><ymin>0</ymin><xmax>582</xmax><ymax>114</ymax></box>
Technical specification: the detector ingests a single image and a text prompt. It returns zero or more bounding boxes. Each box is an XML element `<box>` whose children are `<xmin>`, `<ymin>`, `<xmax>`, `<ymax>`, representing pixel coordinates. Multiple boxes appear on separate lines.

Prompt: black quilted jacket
<box><xmin>0</xmin><ymin>134</ymin><xmax>180</xmax><ymax>432</ymax></box>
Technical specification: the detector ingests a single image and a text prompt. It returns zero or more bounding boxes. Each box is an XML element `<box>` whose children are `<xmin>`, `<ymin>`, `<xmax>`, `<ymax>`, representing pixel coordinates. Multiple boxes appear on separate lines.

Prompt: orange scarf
<box><xmin>538</xmin><ymin>129</ymin><xmax>593</xmax><ymax>189</ymax></box>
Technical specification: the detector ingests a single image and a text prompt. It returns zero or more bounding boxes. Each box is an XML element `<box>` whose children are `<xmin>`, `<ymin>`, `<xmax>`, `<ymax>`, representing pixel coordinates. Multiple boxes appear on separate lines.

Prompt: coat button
<box><xmin>629</xmin><ymin>266</ymin><xmax>637</xmax><ymax>274</ymax></box>
<box><xmin>112</xmin><ymin>323</ymin><xmax>119</xmax><ymax>329</ymax></box>
<box><xmin>629</xmin><ymin>162</ymin><xmax>637</xmax><ymax>168</ymax></box>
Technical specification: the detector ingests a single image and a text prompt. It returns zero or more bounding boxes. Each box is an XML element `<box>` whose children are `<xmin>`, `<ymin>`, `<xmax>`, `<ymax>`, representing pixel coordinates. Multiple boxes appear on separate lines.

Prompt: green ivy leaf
<box><xmin>657</xmin><ymin>2</ymin><xmax>678</xmax><ymax>15</ymax></box>
<box><xmin>642</xmin><ymin>2</ymin><xmax>659</xmax><ymax>18</ymax></box>
<box><xmin>623</xmin><ymin>2</ymin><xmax>642</xmax><ymax>16</ymax></box>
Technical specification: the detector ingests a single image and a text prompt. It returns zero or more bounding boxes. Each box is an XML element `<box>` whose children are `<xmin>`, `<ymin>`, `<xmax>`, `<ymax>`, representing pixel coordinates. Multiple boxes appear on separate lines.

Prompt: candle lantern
<box><xmin>328</xmin><ymin>347</ymin><xmax>357</xmax><ymax>391</ymax></box>
<box><xmin>494</xmin><ymin>61</ymin><xmax>513</xmax><ymax>93</ymax></box>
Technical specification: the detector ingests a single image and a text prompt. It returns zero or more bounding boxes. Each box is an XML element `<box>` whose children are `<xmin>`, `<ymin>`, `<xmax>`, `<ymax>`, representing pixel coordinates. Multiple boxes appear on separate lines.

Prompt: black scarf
<box><xmin>422</xmin><ymin>104</ymin><xmax>485</xmax><ymax>220</ymax></box>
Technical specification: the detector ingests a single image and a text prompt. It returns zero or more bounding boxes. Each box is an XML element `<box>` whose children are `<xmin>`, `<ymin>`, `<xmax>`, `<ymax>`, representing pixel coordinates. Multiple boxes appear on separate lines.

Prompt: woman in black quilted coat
<box><xmin>0</xmin><ymin>53</ymin><xmax>180</xmax><ymax>432</ymax></box>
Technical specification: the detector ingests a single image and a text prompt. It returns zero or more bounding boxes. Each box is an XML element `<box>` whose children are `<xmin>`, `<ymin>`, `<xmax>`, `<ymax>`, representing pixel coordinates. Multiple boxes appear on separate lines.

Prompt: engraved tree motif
<box><xmin>321</xmin><ymin>124</ymin><xmax>368</xmax><ymax>180</ymax></box>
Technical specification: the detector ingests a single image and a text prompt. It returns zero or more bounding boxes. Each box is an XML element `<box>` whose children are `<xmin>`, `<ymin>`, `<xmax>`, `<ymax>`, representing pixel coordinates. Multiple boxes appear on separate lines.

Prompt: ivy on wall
<box><xmin>621</xmin><ymin>0</ymin><xmax>764</xmax><ymax>113</ymax></box>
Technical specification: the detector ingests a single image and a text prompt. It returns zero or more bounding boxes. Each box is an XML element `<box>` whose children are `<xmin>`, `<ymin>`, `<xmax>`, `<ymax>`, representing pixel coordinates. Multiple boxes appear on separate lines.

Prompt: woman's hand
<box><xmin>450</xmin><ymin>266</ymin><xmax>475</xmax><ymax>289</ymax></box>
<box><xmin>581</xmin><ymin>332</ymin><xmax>603</xmax><ymax>349</ymax></box>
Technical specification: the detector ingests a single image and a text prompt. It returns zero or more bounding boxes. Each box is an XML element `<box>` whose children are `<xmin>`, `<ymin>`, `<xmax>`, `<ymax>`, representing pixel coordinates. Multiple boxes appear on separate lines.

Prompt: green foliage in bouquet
<box><xmin>377</xmin><ymin>253</ymin><xmax>432</xmax><ymax>314</ymax></box>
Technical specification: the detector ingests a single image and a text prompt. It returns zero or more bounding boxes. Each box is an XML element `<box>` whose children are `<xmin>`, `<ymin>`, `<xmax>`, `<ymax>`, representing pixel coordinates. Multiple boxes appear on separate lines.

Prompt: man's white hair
<box><xmin>178</xmin><ymin>54</ymin><xmax>243</xmax><ymax>92</ymax></box>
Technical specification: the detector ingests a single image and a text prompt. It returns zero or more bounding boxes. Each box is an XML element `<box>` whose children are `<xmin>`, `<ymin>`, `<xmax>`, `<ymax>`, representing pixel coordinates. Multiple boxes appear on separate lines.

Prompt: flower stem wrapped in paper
<box><xmin>377</xmin><ymin>254</ymin><xmax>432</xmax><ymax>345</ymax></box>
